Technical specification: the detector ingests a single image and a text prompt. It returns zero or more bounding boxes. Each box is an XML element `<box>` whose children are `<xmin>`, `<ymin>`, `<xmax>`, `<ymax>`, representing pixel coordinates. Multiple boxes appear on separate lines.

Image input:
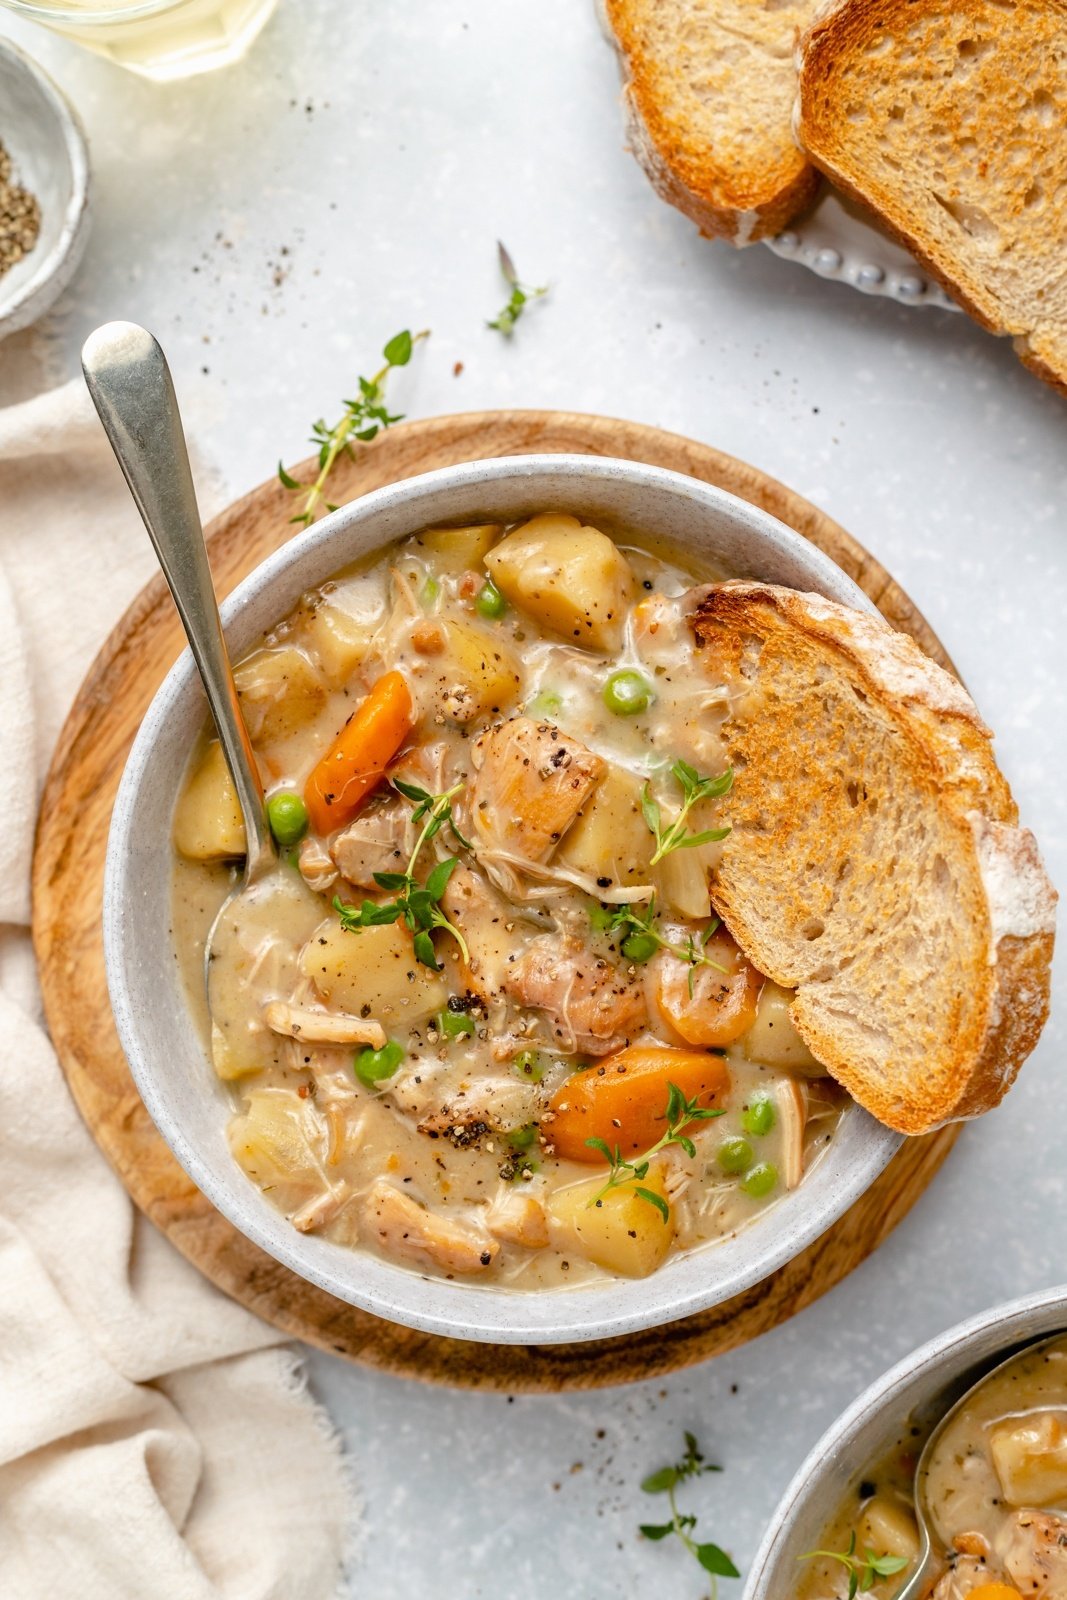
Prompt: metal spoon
<box><xmin>81</xmin><ymin>321</ymin><xmax>276</xmax><ymax>981</ymax></box>
<box><xmin>892</xmin><ymin>1331</ymin><xmax>1062</xmax><ymax>1599</ymax></box>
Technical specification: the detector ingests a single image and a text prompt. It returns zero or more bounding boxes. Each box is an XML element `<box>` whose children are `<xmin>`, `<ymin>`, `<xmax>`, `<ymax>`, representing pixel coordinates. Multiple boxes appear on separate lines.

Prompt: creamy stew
<box><xmin>798</xmin><ymin>1334</ymin><xmax>1067</xmax><ymax>1599</ymax></box>
<box><xmin>171</xmin><ymin>514</ymin><xmax>845</xmax><ymax>1287</ymax></box>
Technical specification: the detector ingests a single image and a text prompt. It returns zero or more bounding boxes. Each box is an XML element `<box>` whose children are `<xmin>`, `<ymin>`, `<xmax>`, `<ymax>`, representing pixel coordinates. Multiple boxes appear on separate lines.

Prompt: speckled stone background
<box><xmin>2</xmin><ymin>3</ymin><xmax>1064</xmax><ymax>1596</ymax></box>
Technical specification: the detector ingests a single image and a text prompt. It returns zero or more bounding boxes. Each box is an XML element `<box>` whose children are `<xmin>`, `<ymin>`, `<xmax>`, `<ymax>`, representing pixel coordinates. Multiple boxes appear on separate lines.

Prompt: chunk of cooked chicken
<box><xmin>330</xmin><ymin>796</ymin><xmax>409</xmax><ymax>886</ymax></box>
<box><xmin>486</xmin><ymin>1186</ymin><xmax>549</xmax><ymax>1249</ymax></box>
<box><xmin>506</xmin><ymin>934</ymin><xmax>648</xmax><ymax>1055</ymax></box>
<box><xmin>471</xmin><ymin>717</ymin><xmax>605</xmax><ymax>864</ymax></box>
<box><xmin>264</xmin><ymin>1001</ymin><xmax>386</xmax><ymax>1049</ymax></box>
<box><xmin>363</xmin><ymin>1179</ymin><xmax>499</xmax><ymax>1273</ymax></box>
<box><xmin>298</xmin><ymin>834</ymin><xmax>338</xmax><ymax>894</ymax></box>
<box><xmin>291</xmin><ymin>1180</ymin><xmax>352</xmax><ymax>1234</ymax></box>
<box><xmin>412</xmin><ymin>1074</ymin><xmax>543</xmax><ymax>1141</ymax></box>
<box><xmin>440</xmin><ymin>864</ymin><xmax>528</xmax><ymax>1000</ymax></box>
<box><xmin>996</xmin><ymin>1509</ymin><xmax>1067</xmax><ymax>1594</ymax></box>
<box><xmin>928</xmin><ymin>1556</ymin><xmax>1005</xmax><ymax>1598</ymax></box>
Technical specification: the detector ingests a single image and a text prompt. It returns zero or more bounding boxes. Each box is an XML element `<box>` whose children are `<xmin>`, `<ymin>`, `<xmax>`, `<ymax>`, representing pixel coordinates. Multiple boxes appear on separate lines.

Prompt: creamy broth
<box><xmin>170</xmin><ymin>516</ymin><xmax>845</xmax><ymax>1288</ymax></box>
<box><xmin>798</xmin><ymin>1334</ymin><xmax>1067</xmax><ymax>1599</ymax></box>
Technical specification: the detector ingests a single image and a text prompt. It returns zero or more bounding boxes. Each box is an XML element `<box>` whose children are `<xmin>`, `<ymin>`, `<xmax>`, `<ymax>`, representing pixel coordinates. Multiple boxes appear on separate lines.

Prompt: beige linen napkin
<box><xmin>0</xmin><ymin>332</ymin><xmax>354</xmax><ymax>1600</ymax></box>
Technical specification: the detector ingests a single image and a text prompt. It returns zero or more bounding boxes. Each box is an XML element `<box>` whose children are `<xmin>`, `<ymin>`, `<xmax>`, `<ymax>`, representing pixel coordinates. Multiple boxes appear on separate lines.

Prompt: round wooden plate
<box><xmin>32</xmin><ymin>411</ymin><xmax>959</xmax><ymax>1392</ymax></box>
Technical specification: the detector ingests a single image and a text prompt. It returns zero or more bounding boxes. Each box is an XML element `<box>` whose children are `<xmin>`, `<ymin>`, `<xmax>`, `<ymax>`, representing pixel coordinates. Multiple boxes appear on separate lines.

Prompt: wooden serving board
<box><xmin>32</xmin><ymin>411</ymin><xmax>959</xmax><ymax>1392</ymax></box>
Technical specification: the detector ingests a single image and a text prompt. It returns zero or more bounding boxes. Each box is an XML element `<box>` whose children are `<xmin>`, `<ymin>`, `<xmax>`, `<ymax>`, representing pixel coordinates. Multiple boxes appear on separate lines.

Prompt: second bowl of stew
<box><xmin>106</xmin><ymin>453</ymin><xmax>901</xmax><ymax>1342</ymax></box>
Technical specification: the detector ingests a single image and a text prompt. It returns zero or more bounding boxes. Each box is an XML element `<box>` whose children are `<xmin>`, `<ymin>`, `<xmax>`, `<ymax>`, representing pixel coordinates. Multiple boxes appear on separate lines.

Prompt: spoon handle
<box><xmin>82</xmin><ymin>321</ymin><xmax>274</xmax><ymax>876</ymax></box>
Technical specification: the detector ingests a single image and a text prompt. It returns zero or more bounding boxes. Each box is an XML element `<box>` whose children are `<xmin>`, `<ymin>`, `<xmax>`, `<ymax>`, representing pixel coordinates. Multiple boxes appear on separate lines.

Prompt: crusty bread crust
<box><xmin>794</xmin><ymin>0</ymin><xmax>1067</xmax><ymax>393</ymax></box>
<box><xmin>602</xmin><ymin>0</ymin><xmax>820</xmax><ymax>245</ymax></box>
<box><xmin>691</xmin><ymin>582</ymin><xmax>1056</xmax><ymax>1135</ymax></box>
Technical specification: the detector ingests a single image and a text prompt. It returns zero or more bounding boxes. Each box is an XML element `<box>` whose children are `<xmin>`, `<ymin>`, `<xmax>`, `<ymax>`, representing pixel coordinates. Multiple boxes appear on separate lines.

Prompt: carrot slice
<box><xmin>304</xmin><ymin>670</ymin><xmax>414</xmax><ymax>835</ymax></box>
<box><xmin>548</xmin><ymin>1045</ymin><xmax>730</xmax><ymax>1162</ymax></box>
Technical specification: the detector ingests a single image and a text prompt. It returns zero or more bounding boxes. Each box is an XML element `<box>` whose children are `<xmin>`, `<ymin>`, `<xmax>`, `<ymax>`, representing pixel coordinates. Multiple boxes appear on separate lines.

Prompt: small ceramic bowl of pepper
<box><xmin>0</xmin><ymin>37</ymin><xmax>91</xmax><ymax>340</ymax></box>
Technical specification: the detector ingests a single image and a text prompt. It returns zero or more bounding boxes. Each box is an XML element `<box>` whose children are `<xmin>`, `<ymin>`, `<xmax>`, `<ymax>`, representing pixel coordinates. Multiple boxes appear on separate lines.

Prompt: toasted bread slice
<box><xmin>691</xmin><ymin>582</ymin><xmax>1056</xmax><ymax>1135</ymax></box>
<box><xmin>601</xmin><ymin>0</ymin><xmax>820</xmax><ymax>245</ymax></box>
<box><xmin>795</xmin><ymin>0</ymin><xmax>1067</xmax><ymax>394</ymax></box>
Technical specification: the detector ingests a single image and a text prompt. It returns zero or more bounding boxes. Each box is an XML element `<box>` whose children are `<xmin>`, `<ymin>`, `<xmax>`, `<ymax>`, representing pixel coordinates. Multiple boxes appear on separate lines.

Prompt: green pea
<box><xmin>266</xmin><ymin>791</ymin><xmax>309</xmax><ymax>847</ymax></box>
<box><xmin>621</xmin><ymin>931</ymin><xmax>659</xmax><ymax>962</ymax></box>
<box><xmin>476</xmin><ymin>579</ymin><xmax>506</xmax><ymax>619</ymax></box>
<box><xmin>741</xmin><ymin>1095</ymin><xmax>776</xmax><ymax>1137</ymax></box>
<box><xmin>439</xmin><ymin>1007</ymin><xmax>475</xmax><ymax>1041</ymax></box>
<box><xmin>508</xmin><ymin>1123</ymin><xmax>538</xmax><ymax>1151</ymax></box>
<box><xmin>527</xmin><ymin>689</ymin><xmax>562</xmax><ymax>719</ymax></box>
<box><xmin>716</xmin><ymin>1136</ymin><xmax>753</xmax><ymax>1175</ymax></box>
<box><xmin>602</xmin><ymin>669</ymin><xmax>652</xmax><ymax>717</ymax></box>
<box><xmin>354</xmin><ymin>1039</ymin><xmax>404</xmax><ymax>1087</ymax></box>
<box><xmin>588</xmin><ymin>901</ymin><xmax>615</xmax><ymax>934</ymax></box>
<box><xmin>513</xmin><ymin>1050</ymin><xmax>544</xmax><ymax>1083</ymax></box>
<box><xmin>741</xmin><ymin>1161</ymin><xmax>779</xmax><ymax>1199</ymax></box>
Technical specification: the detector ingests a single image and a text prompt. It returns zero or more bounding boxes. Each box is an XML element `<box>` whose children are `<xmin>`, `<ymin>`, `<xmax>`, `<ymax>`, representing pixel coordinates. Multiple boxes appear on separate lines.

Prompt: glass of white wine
<box><xmin>0</xmin><ymin>0</ymin><xmax>279</xmax><ymax>80</ymax></box>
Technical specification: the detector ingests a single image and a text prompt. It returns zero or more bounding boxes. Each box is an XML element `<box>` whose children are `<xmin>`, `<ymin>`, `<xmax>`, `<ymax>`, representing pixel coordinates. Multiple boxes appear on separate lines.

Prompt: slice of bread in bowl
<box><xmin>601</xmin><ymin>0</ymin><xmax>821</xmax><ymax>245</ymax></box>
<box><xmin>795</xmin><ymin>0</ymin><xmax>1067</xmax><ymax>394</ymax></box>
<box><xmin>691</xmin><ymin>582</ymin><xmax>1056</xmax><ymax>1135</ymax></box>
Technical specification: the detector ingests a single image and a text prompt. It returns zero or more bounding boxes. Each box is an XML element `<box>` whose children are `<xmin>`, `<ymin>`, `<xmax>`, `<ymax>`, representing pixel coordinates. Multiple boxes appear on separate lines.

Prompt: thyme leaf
<box><xmin>332</xmin><ymin>781</ymin><xmax>469</xmax><ymax>970</ymax></box>
<box><xmin>585</xmin><ymin>1082</ymin><xmax>724</xmax><ymax>1217</ymax></box>
<box><xmin>642</xmin><ymin>760</ymin><xmax>733</xmax><ymax>866</ymax></box>
<box><xmin>799</xmin><ymin>1531</ymin><xmax>910</xmax><ymax>1597</ymax></box>
<box><xmin>487</xmin><ymin>240</ymin><xmax>548</xmax><ymax>336</ymax></box>
<box><xmin>279</xmin><ymin>329</ymin><xmax>429</xmax><ymax>525</ymax></box>
<box><xmin>640</xmin><ymin>1433</ymin><xmax>739</xmax><ymax>1598</ymax></box>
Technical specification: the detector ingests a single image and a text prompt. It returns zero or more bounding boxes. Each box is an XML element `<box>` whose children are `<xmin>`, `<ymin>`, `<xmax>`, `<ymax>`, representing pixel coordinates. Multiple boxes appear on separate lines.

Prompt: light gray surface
<box><xmin>1</xmin><ymin>1</ymin><xmax>1063</xmax><ymax>1595</ymax></box>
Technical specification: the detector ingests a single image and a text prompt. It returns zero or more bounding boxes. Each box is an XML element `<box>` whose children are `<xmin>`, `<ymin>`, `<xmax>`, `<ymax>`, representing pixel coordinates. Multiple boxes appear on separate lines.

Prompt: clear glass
<box><xmin>0</xmin><ymin>0</ymin><xmax>278</xmax><ymax>81</ymax></box>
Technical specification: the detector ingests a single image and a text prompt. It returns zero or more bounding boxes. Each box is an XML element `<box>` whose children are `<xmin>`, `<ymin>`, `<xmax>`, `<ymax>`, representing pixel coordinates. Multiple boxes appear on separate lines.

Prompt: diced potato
<box><xmin>421</xmin><ymin>616</ymin><xmax>522</xmax><ymax>724</ymax></box>
<box><xmin>858</xmin><ymin>1497</ymin><xmax>920</xmax><ymax>1562</ymax></box>
<box><xmin>546</xmin><ymin>1169</ymin><xmax>674</xmax><ymax>1277</ymax></box>
<box><xmin>990</xmin><ymin>1411</ymin><xmax>1067</xmax><ymax>1507</ymax></box>
<box><xmin>301</xmin><ymin>604</ymin><xmax>374</xmax><ymax>688</ymax></box>
<box><xmin>656</xmin><ymin>836</ymin><xmax>716</xmax><ymax>920</ymax></box>
<box><xmin>234</xmin><ymin>646</ymin><xmax>327</xmax><ymax>745</ymax></box>
<box><xmin>744</xmin><ymin>982</ymin><xmax>822</xmax><ymax>1072</ymax></box>
<box><xmin>229</xmin><ymin>1087</ymin><xmax>325</xmax><ymax>1193</ymax></box>
<box><xmin>173</xmin><ymin>740</ymin><xmax>246</xmax><ymax>860</ymax></box>
<box><xmin>299</xmin><ymin>919</ymin><xmax>447</xmax><ymax>1024</ymax></box>
<box><xmin>556</xmin><ymin>763</ymin><xmax>652</xmax><ymax>886</ymax></box>
<box><xmin>484</xmin><ymin>514</ymin><xmax>637</xmax><ymax>652</ymax></box>
<box><xmin>413</xmin><ymin>523</ymin><xmax>503</xmax><ymax>574</ymax></box>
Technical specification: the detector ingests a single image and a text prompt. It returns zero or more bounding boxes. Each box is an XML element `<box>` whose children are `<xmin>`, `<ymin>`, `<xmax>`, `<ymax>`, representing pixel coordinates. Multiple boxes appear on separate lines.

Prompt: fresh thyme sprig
<box><xmin>278</xmin><ymin>329</ymin><xmax>429</xmax><ymax>526</ymax></box>
<box><xmin>332</xmin><ymin>780</ymin><xmax>470</xmax><ymax>971</ymax></box>
<box><xmin>799</xmin><ymin>1532</ymin><xmax>909</xmax><ymax>1598</ymax></box>
<box><xmin>487</xmin><ymin>240</ymin><xmax>548</xmax><ymax>336</ymax></box>
<box><xmin>594</xmin><ymin>895</ymin><xmax>726</xmax><ymax>995</ymax></box>
<box><xmin>585</xmin><ymin>1081</ymin><xmax>725</xmax><ymax>1220</ymax></box>
<box><xmin>640</xmin><ymin>1431</ymin><xmax>740</xmax><ymax>1597</ymax></box>
<box><xmin>642</xmin><ymin>759</ymin><xmax>733</xmax><ymax>866</ymax></box>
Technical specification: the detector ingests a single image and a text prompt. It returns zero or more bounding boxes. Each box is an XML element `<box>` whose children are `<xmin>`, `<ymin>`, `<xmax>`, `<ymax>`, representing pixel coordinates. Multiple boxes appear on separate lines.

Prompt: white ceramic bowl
<box><xmin>0</xmin><ymin>37</ymin><xmax>91</xmax><ymax>340</ymax></box>
<box><xmin>105</xmin><ymin>453</ymin><xmax>902</xmax><ymax>1343</ymax></box>
<box><xmin>744</xmin><ymin>1284</ymin><xmax>1067</xmax><ymax>1597</ymax></box>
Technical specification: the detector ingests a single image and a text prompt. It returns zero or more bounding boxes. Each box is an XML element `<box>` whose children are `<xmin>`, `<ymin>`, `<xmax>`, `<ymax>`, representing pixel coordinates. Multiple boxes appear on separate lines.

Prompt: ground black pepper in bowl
<box><xmin>0</xmin><ymin>141</ymin><xmax>41</xmax><ymax>279</ymax></box>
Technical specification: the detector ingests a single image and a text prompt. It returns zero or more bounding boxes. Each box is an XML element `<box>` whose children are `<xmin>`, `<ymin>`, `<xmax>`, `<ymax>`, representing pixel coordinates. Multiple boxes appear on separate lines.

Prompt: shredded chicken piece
<box><xmin>363</xmin><ymin>1179</ymin><xmax>499</xmax><ymax>1273</ymax></box>
<box><xmin>506</xmin><ymin>934</ymin><xmax>648</xmax><ymax>1055</ymax></box>
<box><xmin>996</xmin><ymin>1508</ymin><xmax>1067</xmax><ymax>1593</ymax></box>
<box><xmin>330</xmin><ymin>797</ymin><xmax>409</xmax><ymax>887</ymax></box>
<box><xmin>471</xmin><ymin>717</ymin><xmax>605</xmax><ymax>864</ymax></box>
<box><xmin>290</xmin><ymin>1180</ymin><xmax>352</xmax><ymax>1234</ymax></box>
<box><xmin>412</xmin><ymin>1076</ymin><xmax>542</xmax><ymax>1139</ymax></box>
<box><xmin>777</xmin><ymin>1078</ymin><xmax>808</xmax><ymax>1190</ymax></box>
<box><xmin>440</xmin><ymin>864</ymin><xmax>530</xmax><ymax>998</ymax></box>
<box><xmin>298</xmin><ymin>834</ymin><xmax>338</xmax><ymax>894</ymax></box>
<box><xmin>264</xmin><ymin>1001</ymin><xmax>386</xmax><ymax>1048</ymax></box>
<box><xmin>477</xmin><ymin>845</ymin><xmax>653</xmax><ymax>905</ymax></box>
<box><xmin>486</xmin><ymin>1186</ymin><xmax>549</xmax><ymax>1249</ymax></box>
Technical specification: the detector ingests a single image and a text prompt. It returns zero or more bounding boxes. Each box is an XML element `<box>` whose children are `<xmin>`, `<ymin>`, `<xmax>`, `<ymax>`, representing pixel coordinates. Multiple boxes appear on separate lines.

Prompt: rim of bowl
<box><xmin>104</xmin><ymin>453</ymin><xmax>903</xmax><ymax>1344</ymax></box>
<box><xmin>744</xmin><ymin>1282</ymin><xmax>1067</xmax><ymax>1597</ymax></box>
<box><xmin>0</xmin><ymin>38</ymin><xmax>91</xmax><ymax>335</ymax></box>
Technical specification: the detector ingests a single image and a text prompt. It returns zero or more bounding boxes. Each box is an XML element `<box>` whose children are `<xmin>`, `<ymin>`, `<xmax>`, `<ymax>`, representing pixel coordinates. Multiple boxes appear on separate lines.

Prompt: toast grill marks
<box><xmin>602</xmin><ymin>0</ymin><xmax>821</xmax><ymax>244</ymax></box>
<box><xmin>795</xmin><ymin>0</ymin><xmax>1067</xmax><ymax>393</ymax></box>
<box><xmin>690</xmin><ymin>582</ymin><xmax>1056</xmax><ymax>1135</ymax></box>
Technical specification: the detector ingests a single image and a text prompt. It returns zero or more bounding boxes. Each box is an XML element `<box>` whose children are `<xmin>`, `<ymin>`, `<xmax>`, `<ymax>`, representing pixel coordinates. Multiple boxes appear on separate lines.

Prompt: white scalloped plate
<box><xmin>765</xmin><ymin>185</ymin><xmax>960</xmax><ymax>312</ymax></box>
